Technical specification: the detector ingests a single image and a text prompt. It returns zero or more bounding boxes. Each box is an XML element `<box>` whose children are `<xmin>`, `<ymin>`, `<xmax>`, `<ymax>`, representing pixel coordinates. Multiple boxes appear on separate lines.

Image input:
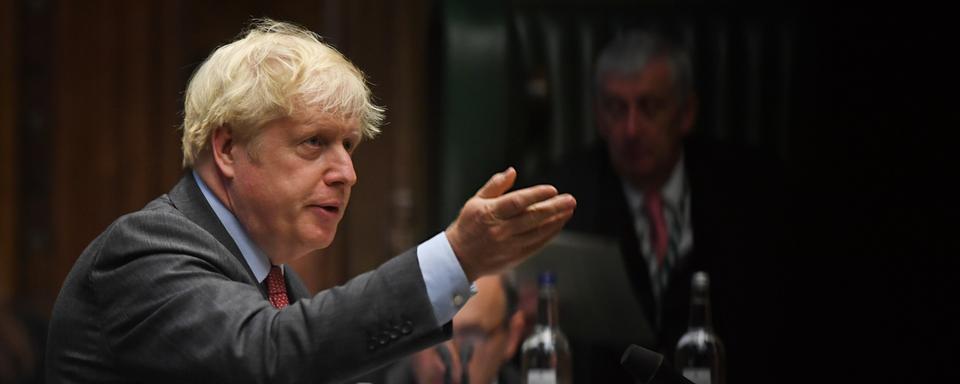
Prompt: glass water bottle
<box><xmin>675</xmin><ymin>271</ymin><xmax>726</xmax><ymax>384</ymax></box>
<box><xmin>521</xmin><ymin>271</ymin><xmax>573</xmax><ymax>384</ymax></box>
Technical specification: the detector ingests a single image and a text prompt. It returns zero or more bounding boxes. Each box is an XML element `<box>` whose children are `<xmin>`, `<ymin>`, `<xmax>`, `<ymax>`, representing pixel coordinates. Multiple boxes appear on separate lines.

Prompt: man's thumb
<box><xmin>476</xmin><ymin>167</ymin><xmax>516</xmax><ymax>198</ymax></box>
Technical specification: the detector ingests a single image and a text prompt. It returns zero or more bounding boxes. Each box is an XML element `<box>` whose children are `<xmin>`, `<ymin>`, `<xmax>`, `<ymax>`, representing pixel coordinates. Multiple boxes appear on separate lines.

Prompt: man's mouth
<box><xmin>318</xmin><ymin>205</ymin><xmax>339</xmax><ymax>214</ymax></box>
<box><xmin>311</xmin><ymin>201</ymin><xmax>342</xmax><ymax>215</ymax></box>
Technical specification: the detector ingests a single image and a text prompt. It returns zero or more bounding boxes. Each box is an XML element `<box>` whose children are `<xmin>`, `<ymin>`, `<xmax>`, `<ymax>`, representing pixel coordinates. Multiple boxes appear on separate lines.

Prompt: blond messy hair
<box><xmin>180</xmin><ymin>19</ymin><xmax>384</xmax><ymax>167</ymax></box>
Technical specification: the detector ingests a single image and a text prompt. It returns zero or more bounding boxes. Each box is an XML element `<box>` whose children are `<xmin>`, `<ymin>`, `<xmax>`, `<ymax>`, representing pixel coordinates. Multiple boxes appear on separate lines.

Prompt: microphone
<box><xmin>620</xmin><ymin>344</ymin><xmax>695</xmax><ymax>384</ymax></box>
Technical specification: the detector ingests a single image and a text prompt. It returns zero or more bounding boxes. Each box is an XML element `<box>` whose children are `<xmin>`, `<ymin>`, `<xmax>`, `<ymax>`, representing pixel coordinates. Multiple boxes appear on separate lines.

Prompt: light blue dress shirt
<box><xmin>192</xmin><ymin>171</ymin><xmax>470</xmax><ymax>325</ymax></box>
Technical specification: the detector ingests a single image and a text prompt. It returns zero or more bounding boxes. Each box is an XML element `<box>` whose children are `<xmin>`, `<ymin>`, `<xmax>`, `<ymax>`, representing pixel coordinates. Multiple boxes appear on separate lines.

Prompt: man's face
<box><xmin>452</xmin><ymin>277</ymin><xmax>513</xmax><ymax>384</ymax></box>
<box><xmin>225</xmin><ymin>110</ymin><xmax>360</xmax><ymax>264</ymax></box>
<box><xmin>411</xmin><ymin>276</ymin><xmax>519</xmax><ymax>384</ymax></box>
<box><xmin>596</xmin><ymin>56</ymin><xmax>695</xmax><ymax>189</ymax></box>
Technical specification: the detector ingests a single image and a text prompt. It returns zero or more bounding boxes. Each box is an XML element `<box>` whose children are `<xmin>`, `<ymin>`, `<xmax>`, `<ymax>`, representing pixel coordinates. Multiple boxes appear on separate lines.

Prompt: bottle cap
<box><xmin>538</xmin><ymin>271</ymin><xmax>556</xmax><ymax>286</ymax></box>
<box><xmin>692</xmin><ymin>271</ymin><xmax>709</xmax><ymax>290</ymax></box>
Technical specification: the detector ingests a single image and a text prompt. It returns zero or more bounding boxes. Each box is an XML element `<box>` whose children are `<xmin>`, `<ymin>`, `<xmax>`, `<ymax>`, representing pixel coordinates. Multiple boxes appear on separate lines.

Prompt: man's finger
<box><xmin>475</xmin><ymin>167</ymin><xmax>517</xmax><ymax>199</ymax></box>
<box><xmin>519</xmin><ymin>208</ymin><xmax>574</xmax><ymax>239</ymax></box>
<box><xmin>489</xmin><ymin>184</ymin><xmax>559</xmax><ymax>219</ymax></box>
<box><xmin>500</xmin><ymin>194</ymin><xmax>575</xmax><ymax>234</ymax></box>
<box><xmin>517</xmin><ymin>217</ymin><xmax>570</xmax><ymax>257</ymax></box>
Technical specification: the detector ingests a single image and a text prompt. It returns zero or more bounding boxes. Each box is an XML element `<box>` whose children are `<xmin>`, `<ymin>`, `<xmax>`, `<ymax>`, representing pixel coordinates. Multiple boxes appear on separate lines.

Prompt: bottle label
<box><xmin>526</xmin><ymin>369</ymin><xmax>557</xmax><ymax>384</ymax></box>
<box><xmin>682</xmin><ymin>367</ymin><xmax>712</xmax><ymax>384</ymax></box>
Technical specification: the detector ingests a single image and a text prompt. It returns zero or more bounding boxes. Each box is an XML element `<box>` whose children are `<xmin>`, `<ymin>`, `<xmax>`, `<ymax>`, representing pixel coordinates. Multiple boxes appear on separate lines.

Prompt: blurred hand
<box><xmin>410</xmin><ymin>343</ymin><xmax>461</xmax><ymax>384</ymax></box>
<box><xmin>446</xmin><ymin>167</ymin><xmax>576</xmax><ymax>282</ymax></box>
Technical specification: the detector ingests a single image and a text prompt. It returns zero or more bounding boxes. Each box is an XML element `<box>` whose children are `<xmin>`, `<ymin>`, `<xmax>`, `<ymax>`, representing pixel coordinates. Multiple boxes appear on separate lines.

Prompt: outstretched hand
<box><xmin>446</xmin><ymin>167</ymin><xmax>576</xmax><ymax>282</ymax></box>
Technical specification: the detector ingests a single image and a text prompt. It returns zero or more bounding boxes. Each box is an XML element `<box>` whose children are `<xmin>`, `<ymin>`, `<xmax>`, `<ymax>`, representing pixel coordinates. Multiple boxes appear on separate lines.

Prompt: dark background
<box><xmin>2</xmin><ymin>0</ymin><xmax>956</xmax><ymax>382</ymax></box>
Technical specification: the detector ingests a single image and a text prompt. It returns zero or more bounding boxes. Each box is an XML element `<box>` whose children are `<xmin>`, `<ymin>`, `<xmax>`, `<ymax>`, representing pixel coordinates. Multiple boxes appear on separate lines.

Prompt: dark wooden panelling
<box><xmin>341</xmin><ymin>0</ymin><xmax>400</xmax><ymax>281</ymax></box>
<box><xmin>383</xmin><ymin>0</ymin><xmax>432</xmax><ymax>260</ymax></box>
<box><xmin>1</xmin><ymin>0</ymin><xmax>17</xmax><ymax>302</ymax></box>
<box><xmin>32</xmin><ymin>0</ymin><xmax>184</xmax><ymax>301</ymax></box>
<box><xmin>17</xmin><ymin>0</ymin><xmax>55</xmax><ymax>307</ymax></box>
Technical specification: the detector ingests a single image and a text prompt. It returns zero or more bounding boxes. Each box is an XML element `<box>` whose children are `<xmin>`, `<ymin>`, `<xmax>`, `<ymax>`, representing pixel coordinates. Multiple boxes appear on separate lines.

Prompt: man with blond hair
<box><xmin>45</xmin><ymin>19</ymin><xmax>575</xmax><ymax>384</ymax></box>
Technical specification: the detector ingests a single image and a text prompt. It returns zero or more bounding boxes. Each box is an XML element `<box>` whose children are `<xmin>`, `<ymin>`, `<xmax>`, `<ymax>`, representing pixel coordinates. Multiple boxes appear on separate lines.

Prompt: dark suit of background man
<box><xmin>537</xmin><ymin>30</ymin><xmax>791</xmax><ymax>384</ymax></box>
<box><xmin>44</xmin><ymin>19</ymin><xmax>576</xmax><ymax>384</ymax></box>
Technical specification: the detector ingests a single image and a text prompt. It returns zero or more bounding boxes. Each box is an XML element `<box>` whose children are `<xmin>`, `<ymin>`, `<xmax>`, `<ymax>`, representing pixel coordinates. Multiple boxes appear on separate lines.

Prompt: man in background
<box><xmin>534</xmin><ymin>29</ymin><xmax>790</xmax><ymax>383</ymax></box>
<box><xmin>45</xmin><ymin>19</ymin><xmax>575</xmax><ymax>383</ymax></box>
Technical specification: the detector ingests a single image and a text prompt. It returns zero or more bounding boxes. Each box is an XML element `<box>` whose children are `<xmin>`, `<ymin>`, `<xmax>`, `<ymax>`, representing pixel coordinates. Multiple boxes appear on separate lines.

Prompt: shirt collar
<box><xmin>621</xmin><ymin>154</ymin><xmax>688</xmax><ymax>212</ymax></box>
<box><xmin>192</xmin><ymin>171</ymin><xmax>277</xmax><ymax>283</ymax></box>
<box><xmin>660</xmin><ymin>155</ymin><xmax>687</xmax><ymax>209</ymax></box>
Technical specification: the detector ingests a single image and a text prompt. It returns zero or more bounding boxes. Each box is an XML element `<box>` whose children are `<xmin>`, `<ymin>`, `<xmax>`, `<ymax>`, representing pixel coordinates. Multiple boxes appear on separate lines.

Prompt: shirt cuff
<box><xmin>417</xmin><ymin>231</ymin><xmax>474</xmax><ymax>326</ymax></box>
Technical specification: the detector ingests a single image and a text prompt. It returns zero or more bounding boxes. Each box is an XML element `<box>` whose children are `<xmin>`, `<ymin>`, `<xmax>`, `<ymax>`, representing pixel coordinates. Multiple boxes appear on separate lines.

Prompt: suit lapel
<box><xmin>611</xmin><ymin>194</ymin><xmax>659</xmax><ymax>335</ymax></box>
<box><xmin>167</xmin><ymin>173</ymin><xmax>265</xmax><ymax>295</ymax></box>
<box><xmin>594</xmin><ymin>152</ymin><xmax>659</xmax><ymax>333</ymax></box>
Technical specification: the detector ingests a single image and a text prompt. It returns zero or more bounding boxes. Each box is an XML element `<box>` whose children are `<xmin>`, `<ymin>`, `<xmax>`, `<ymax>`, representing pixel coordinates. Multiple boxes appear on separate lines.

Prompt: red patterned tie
<box><xmin>644</xmin><ymin>190</ymin><xmax>669</xmax><ymax>266</ymax></box>
<box><xmin>266</xmin><ymin>265</ymin><xmax>289</xmax><ymax>309</ymax></box>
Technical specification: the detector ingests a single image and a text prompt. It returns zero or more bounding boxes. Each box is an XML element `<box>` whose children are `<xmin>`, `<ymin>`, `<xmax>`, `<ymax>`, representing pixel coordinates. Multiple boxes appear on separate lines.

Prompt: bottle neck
<box><xmin>537</xmin><ymin>285</ymin><xmax>560</xmax><ymax>328</ymax></box>
<box><xmin>688</xmin><ymin>288</ymin><xmax>713</xmax><ymax>331</ymax></box>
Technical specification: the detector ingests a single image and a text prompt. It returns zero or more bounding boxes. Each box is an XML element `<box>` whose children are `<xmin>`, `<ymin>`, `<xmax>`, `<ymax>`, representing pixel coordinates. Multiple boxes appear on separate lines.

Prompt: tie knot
<box><xmin>266</xmin><ymin>265</ymin><xmax>289</xmax><ymax>309</ymax></box>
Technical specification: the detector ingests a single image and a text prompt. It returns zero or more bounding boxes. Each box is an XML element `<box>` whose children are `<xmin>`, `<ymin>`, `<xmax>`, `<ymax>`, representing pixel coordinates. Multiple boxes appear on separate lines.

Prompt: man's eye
<box><xmin>636</xmin><ymin>98</ymin><xmax>651</xmax><ymax>115</ymax></box>
<box><xmin>639</xmin><ymin>98</ymin><xmax>666</xmax><ymax>119</ymax></box>
<box><xmin>640</xmin><ymin>97</ymin><xmax>665</xmax><ymax>117</ymax></box>
<box><xmin>305</xmin><ymin>137</ymin><xmax>322</xmax><ymax>147</ymax></box>
<box><xmin>343</xmin><ymin>140</ymin><xmax>353</xmax><ymax>152</ymax></box>
<box><xmin>603</xmin><ymin>99</ymin><xmax>627</xmax><ymax>117</ymax></box>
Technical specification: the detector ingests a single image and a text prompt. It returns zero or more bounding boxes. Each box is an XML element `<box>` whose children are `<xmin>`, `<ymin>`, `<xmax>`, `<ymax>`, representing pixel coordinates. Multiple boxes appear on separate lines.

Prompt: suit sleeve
<box><xmin>92</xmin><ymin>209</ymin><xmax>450</xmax><ymax>384</ymax></box>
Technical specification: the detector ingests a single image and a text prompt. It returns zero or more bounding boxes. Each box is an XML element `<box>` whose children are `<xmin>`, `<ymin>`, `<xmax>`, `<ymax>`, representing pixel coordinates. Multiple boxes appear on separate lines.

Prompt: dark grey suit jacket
<box><xmin>45</xmin><ymin>174</ymin><xmax>451</xmax><ymax>383</ymax></box>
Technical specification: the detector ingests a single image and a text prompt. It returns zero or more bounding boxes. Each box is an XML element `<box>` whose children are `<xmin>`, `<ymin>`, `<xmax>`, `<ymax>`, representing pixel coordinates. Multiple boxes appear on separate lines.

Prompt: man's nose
<box><xmin>323</xmin><ymin>147</ymin><xmax>357</xmax><ymax>187</ymax></box>
<box><xmin>436</xmin><ymin>342</ymin><xmax>463</xmax><ymax>384</ymax></box>
<box><xmin>624</xmin><ymin>105</ymin><xmax>644</xmax><ymax>137</ymax></box>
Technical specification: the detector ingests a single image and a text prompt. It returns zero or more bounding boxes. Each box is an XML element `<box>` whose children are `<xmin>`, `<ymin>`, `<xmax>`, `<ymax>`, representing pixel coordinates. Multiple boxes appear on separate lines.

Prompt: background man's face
<box><xmin>596</xmin><ymin>56</ymin><xmax>694</xmax><ymax>189</ymax></box>
<box><xmin>411</xmin><ymin>276</ymin><xmax>520</xmax><ymax>384</ymax></box>
<box><xmin>228</xmin><ymin>110</ymin><xmax>360</xmax><ymax>263</ymax></box>
<box><xmin>452</xmin><ymin>276</ymin><xmax>514</xmax><ymax>384</ymax></box>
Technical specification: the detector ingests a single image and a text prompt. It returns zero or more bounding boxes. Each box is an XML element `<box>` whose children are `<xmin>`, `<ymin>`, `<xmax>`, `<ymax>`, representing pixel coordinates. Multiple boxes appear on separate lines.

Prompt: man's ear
<box><xmin>503</xmin><ymin>311</ymin><xmax>526</xmax><ymax>361</ymax></box>
<box><xmin>211</xmin><ymin>125</ymin><xmax>237</xmax><ymax>179</ymax></box>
